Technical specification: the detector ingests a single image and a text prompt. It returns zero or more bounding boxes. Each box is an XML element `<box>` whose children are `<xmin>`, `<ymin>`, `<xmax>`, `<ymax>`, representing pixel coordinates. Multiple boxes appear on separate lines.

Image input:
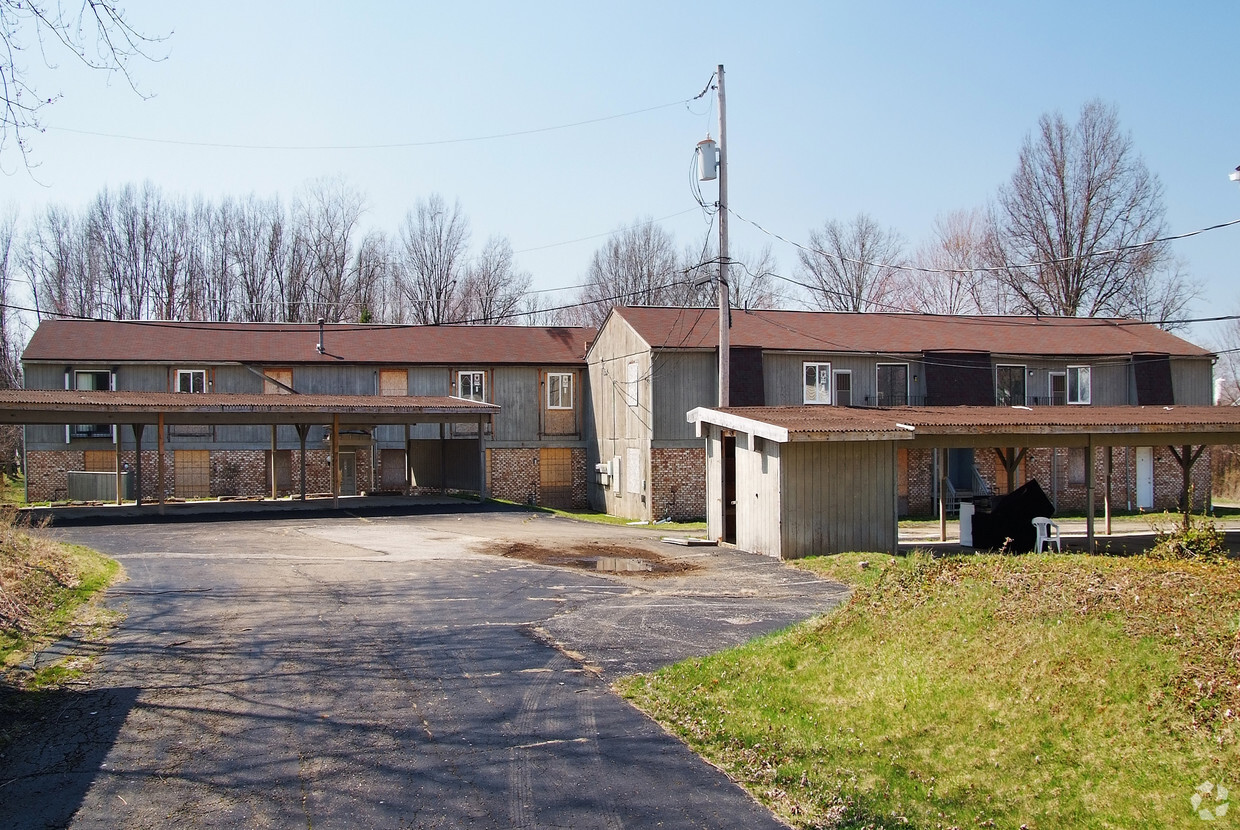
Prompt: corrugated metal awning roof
<box><xmin>0</xmin><ymin>390</ymin><xmax>498</xmax><ymax>426</ymax></box>
<box><xmin>687</xmin><ymin>404</ymin><xmax>1240</xmax><ymax>448</ymax></box>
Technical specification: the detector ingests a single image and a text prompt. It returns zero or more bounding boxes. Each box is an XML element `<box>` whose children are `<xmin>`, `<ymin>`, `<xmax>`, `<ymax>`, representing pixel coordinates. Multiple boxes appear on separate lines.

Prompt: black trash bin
<box><xmin>970</xmin><ymin>479</ymin><xmax>1054</xmax><ymax>552</ymax></box>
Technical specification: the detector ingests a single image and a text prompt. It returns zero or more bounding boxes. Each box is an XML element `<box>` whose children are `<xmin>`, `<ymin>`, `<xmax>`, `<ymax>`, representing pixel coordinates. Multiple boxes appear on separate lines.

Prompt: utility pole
<box><xmin>716</xmin><ymin>63</ymin><xmax>730</xmax><ymax>408</ymax></box>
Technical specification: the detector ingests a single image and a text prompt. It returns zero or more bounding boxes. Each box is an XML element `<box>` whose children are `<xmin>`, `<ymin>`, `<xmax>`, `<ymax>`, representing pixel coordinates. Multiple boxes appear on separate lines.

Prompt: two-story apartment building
<box><xmin>22</xmin><ymin>320</ymin><xmax>593</xmax><ymax>507</ymax></box>
<box><xmin>585</xmin><ymin>306</ymin><xmax>1216</xmax><ymax>521</ymax></box>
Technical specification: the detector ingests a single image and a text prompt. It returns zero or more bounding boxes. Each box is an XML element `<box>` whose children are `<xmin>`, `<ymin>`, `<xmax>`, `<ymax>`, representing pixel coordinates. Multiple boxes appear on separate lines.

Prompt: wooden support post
<box><xmin>132</xmin><ymin>424</ymin><xmax>144</xmax><ymax>507</ymax></box>
<box><xmin>332</xmin><ymin>413</ymin><xmax>340</xmax><ymax>509</ymax></box>
<box><xmin>1086</xmin><ymin>435</ymin><xmax>1096</xmax><ymax>554</ymax></box>
<box><xmin>157</xmin><ymin>413</ymin><xmax>165</xmax><ymax>513</ymax></box>
<box><xmin>296</xmin><ymin>424</ymin><xmax>309</xmax><ymax>501</ymax></box>
<box><xmin>114</xmin><ymin>431</ymin><xmax>122</xmax><ymax>505</ymax></box>
<box><xmin>938</xmin><ymin>447</ymin><xmax>947</xmax><ymax>542</ymax></box>
<box><xmin>1104</xmin><ymin>446</ymin><xmax>1113</xmax><ymax>535</ymax></box>
<box><xmin>439</xmin><ymin>422</ymin><xmax>447</xmax><ymax>495</ymax></box>
<box><xmin>478</xmin><ymin>415</ymin><xmax>487</xmax><ymax>503</ymax></box>
<box><xmin>270</xmin><ymin>425</ymin><xmax>278</xmax><ymax>500</ymax></box>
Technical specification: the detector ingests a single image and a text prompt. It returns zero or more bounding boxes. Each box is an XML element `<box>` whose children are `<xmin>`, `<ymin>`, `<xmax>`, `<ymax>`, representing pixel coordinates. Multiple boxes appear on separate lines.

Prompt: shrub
<box><xmin>1146</xmin><ymin>511</ymin><xmax>1228</xmax><ymax>562</ymax></box>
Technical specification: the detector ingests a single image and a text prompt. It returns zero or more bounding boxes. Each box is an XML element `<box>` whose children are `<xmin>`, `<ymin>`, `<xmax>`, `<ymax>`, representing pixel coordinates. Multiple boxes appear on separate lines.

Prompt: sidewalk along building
<box><xmin>585</xmin><ymin>306</ymin><xmax>1216</xmax><ymax>522</ymax></box>
<box><xmin>21</xmin><ymin>319</ymin><xmax>593</xmax><ymax>507</ymax></box>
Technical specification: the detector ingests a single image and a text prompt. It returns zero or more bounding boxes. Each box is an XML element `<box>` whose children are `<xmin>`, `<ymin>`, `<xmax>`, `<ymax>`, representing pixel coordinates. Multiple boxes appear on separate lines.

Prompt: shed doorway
<box><xmin>723</xmin><ymin>435</ymin><xmax>737</xmax><ymax>544</ymax></box>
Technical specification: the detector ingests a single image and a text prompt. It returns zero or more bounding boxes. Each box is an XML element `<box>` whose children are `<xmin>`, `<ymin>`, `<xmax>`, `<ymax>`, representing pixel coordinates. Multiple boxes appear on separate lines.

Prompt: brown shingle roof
<box><xmin>22</xmin><ymin>320</ymin><xmax>594</xmax><ymax>365</ymax></box>
<box><xmin>612</xmin><ymin>306</ymin><xmax>1211</xmax><ymax>357</ymax></box>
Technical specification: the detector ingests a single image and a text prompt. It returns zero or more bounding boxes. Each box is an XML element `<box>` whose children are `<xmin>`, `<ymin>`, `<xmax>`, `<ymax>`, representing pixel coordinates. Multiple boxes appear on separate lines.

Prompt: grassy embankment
<box><xmin>621</xmin><ymin>551</ymin><xmax>1240</xmax><ymax>829</ymax></box>
<box><xmin>0</xmin><ymin>509</ymin><xmax>121</xmax><ymax>691</ymax></box>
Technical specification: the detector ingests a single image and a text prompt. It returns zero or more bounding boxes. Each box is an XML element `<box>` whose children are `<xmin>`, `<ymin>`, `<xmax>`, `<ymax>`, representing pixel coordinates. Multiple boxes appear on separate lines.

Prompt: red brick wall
<box><xmin>490</xmin><ymin>447</ymin><xmax>540</xmax><ymax>504</ymax></box>
<box><xmin>651</xmin><ymin>447</ymin><xmax>706</xmax><ymax>521</ymax></box>
<box><xmin>905</xmin><ymin>445</ymin><xmax>1213</xmax><ymax>516</ymax></box>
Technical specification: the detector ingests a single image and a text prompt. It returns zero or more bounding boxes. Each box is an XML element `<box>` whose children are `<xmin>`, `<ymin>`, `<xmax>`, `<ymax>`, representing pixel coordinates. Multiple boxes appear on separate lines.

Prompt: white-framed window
<box><xmin>457</xmin><ymin>370</ymin><xmax>486</xmax><ymax>402</ymax></box>
<box><xmin>547</xmin><ymin>372</ymin><xmax>573</xmax><ymax>409</ymax></box>
<box><xmin>803</xmin><ymin>361</ymin><xmax>831</xmax><ymax>404</ymax></box>
<box><xmin>176</xmin><ymin>369</ymin><xmax>207</xmax><ymax>393</ymax></box>
<box><xmin>1067</xmin><ymin>365</ymin><xmax>1091</xmax><ymax>405</ymax></box>
<box><xmin>995</xmin><ymin>364</ymin><xmax>1027</xmax><ymax>407</ymax></box>
<box><xmin>833</xmin><ymin>370</ymin><xmax>852</xmax><ymax>406</ymax></box>
<box><xmin>71</xmin><ymin>369</ymin><xmax>114</xmax><ymax>439</ymax></box>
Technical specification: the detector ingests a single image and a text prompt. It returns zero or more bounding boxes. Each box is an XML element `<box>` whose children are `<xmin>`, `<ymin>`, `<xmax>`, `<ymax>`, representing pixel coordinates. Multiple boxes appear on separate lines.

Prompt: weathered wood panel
<box><xmin>735</xmin><ymin>434</ymin><xmax>782</xmax><ymax>557</ymax></box>
<box><xmin>652</xmin><ymin>351</ymin><xmax>715</xmax><ymax>441</ymax></box>
<box><xmin>1171</xmin><ymin>358</ymin><xmax>1213</xmax><ymax>405</ymax></box>
<box><xmin>778</xmin><ymin>440</ymin><xmax>896</xmax><ymax>557</ymax></box>
<box><xmin>586</xmin><ymin>313</ymin><xmax>652</xmax><ymax>519</ymax></box>
<box><xmin>492</xmin><ymin>366</ymin><xmax>538</xmax><ymax>441</ymax></box>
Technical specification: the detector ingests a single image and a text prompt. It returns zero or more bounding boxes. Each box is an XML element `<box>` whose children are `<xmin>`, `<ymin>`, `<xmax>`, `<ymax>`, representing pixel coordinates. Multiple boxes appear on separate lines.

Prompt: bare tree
<box><xmin>297</xmin><ymin>177</ymin><xmax>365</xmax><ymax>322</ymax></box>
<box><xmin>988</xmin><ymin>100</ymin><xmax>1192</xmax><ymax>320</ymax></box>
<box><xmin>798</xmin><ymin>213</ymin><xmax>905</xmax><ymax>312</ymax></box>
<box><xmin>907</xmin><ymin>209</ymin><xmax>1013</xmax><ymax>315</ymax></box>
<box><xmin>397</xmin><ymin>194</ymin><xmax>470</xmax><ymax>325</ymax></box>
<box><xmin>0</xmin><ymin>1</ymin><xmax>165</xmax><ymax>163</ymax></box>
<box><xmin>457</xmin><ymin>235</ymin><xmax>530</xmax><ymax>324</ymax></box>
<box><xmin>351</xmin><ymin>229</ymin><xmax>394</xmax><ymax>323</ymax></box>
<box><xmin>576</xmin><ymin>219</ymin><xmax>696</xmax><ymax>326</ymax></box>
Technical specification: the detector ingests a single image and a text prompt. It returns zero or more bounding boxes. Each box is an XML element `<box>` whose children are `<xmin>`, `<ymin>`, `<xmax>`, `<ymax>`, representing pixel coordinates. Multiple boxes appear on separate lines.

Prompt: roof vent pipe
<box><xmin>317</xmin><ymin>318</ymin><xmax>325</xmax><ymax>354</ymax></box>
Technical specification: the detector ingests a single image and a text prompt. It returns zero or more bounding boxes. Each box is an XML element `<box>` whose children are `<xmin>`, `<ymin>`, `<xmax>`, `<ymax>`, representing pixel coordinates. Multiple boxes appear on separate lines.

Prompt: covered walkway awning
<box><xmin>0</xmin><ymin>390</ymin><xmax>499</xmax><ymax>508</ymax></box>
<box><xmin>688</xmin><ymin>404</ymin><xmax>1240</xmax><ymax>555</ymax></box>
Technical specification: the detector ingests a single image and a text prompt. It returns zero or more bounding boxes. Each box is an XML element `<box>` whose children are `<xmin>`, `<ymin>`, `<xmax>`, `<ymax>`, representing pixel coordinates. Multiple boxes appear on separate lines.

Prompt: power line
<box><xmin>45</xmin><ymin>99</ymin><xmax>693</xmax><ymax>152</ymax></box>
<box><xmin>731</xmin><ymin>207</ymin><xmax>1240</xmax><ymax>277</ymax></box>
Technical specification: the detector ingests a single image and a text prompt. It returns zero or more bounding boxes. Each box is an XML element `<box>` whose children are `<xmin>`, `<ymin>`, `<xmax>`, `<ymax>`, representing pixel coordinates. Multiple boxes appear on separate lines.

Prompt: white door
<box><xmin>1136</xmin><ymin>447</ymin><xmax>1154</xmax><ymax>509</ymax></box>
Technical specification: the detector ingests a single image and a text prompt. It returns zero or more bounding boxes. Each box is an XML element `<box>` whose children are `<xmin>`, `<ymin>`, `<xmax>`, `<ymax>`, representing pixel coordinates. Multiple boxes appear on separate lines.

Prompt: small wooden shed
<box><xmin>688</xmin><ymin>404</ymin><xmax>1240</xmax><ymax>559</ymax></box>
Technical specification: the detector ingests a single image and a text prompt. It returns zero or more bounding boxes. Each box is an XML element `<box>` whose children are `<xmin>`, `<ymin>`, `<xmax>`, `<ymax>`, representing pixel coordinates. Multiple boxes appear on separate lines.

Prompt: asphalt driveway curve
<box><xmin>1</xmin><ymin>508</ymin><xmax>848</xmax><ymax>829</ymax></box>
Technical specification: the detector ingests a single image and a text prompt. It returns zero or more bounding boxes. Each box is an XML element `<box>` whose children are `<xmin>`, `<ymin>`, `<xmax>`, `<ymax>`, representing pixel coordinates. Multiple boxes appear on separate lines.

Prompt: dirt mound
<box><xmin>498</xmin><ymin>542</ymin><xmax>698</xmax><ymax>577</ymax></box>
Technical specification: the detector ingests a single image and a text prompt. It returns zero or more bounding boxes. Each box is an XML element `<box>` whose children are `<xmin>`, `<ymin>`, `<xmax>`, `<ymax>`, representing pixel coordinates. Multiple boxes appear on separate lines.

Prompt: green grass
<box><xmin>619</xmin><ymin>552</ymin><xmax>1240</xmax><ymax>829</ymax></box>
<box><xmin>1</xmin><ymin>516</ymin><xmax>121</xmax><ymax>675</ymax></box>
<box><xmin>0</xmin><ymin>473</ymin><xmax>26</xmax><ymax>507</ymax></box>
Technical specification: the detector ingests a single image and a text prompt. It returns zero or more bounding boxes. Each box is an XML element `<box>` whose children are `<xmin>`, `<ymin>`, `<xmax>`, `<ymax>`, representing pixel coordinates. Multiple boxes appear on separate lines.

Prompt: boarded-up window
<box><xmin>540</xmin><ymin>448</ymin><xmax>573</xmax><ymax>509</ymax></box>
<box><xmin>264</xmin><ymin>369</ymin><xmax>293</xmax><ymax>394</ymax></box>
<box><xmin>1068</xmin><ymin>448</ymin><xmax>1087</xmax><ymax>487</ymax></box>
<box><xmin>379</xmin><ymin>448</ymin><xmax>407</xmax><ymax>490</ymax></box>
<box><xmin>379</xmin><ymin>369</ymin><xmax>407</xmax><ymax>396</ymax></box>
<box><xmin>83</xmin><ymin>450</ymin><xmax>113</xmax><ymax>472</ymax></box>
<box><xmin>175</xmin><ymin>450</ymin><xmax>210</xmax><ymax>498</ymax></box>
<box><xmin>544</xmin><ymin>371</ymin><xmax>577</xmax><ymax>436</ymax></box>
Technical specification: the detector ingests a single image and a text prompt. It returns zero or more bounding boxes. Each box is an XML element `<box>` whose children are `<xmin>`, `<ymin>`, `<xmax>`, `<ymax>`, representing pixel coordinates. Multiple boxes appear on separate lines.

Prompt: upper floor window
<box><xmin>803</xmin><ymin>362</ymin><xmax>831</xmax><ymax>404</ymax></box>
<box><xmin>625</xmin><ymin>360</ymin><xmax>640</xmax><ymax>407</ymax></box>
<box><xmin>876</xmin><ymin>363</ymin><xmax>909</xmax><ymax>407</ymax></box>
<box><xmin>177</xmin><ymin>369</ymin><xmax>207</xmax><ymax>393</ymax></box>
<box><xmin>457</xmin><ymin>370</ymin><xmax>486</xmax><ymax>402</ymax></box>
<box><xmin>1067</xmin><ymin>365</ymin><xmax>1091</xmax><ymax>405</ymax></box>
<box><xmin>72</xmin><ymin>370</ymin><xmax>112</xmax><ymax>438</ymax></box>
<box><xmin>996</xmin><ymin>364</ymin><xmax>1026</xmax><ymax>406</ymax></box>
<box><xmin>547</xmin><ymin>373</ymin><xmax>573</xmax><ymax>409</ymax></box>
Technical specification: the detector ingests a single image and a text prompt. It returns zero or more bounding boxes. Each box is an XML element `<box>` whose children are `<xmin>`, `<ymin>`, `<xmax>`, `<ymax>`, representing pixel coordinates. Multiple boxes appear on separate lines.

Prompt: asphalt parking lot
<box><xmin>1</xmin><ymin>508</ymin><xmax>848</xmax><ymax>829</ymax></box>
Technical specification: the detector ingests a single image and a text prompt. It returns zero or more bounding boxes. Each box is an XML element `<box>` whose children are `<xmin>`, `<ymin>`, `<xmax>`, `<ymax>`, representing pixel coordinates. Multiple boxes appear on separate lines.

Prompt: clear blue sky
<box><xmin>4</xmin><ymin>1</ymin><xmax>1238</xmax><ymax>343</ymax></box>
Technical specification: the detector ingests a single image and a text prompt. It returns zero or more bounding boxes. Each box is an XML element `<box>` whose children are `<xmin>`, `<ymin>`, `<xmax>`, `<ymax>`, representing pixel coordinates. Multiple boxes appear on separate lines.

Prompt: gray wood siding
<box><xmin>408</xmin><ymin>368</ymin><xmax>450</xmax><ymax>439</ymax></box>
<box><xmin>492</xmin><ymin>366</ymin><xmax>538</xmax><ymax>441</ymax></box>
<box><xmin>586</xmin><ymin>314</ymin><xmax>652</xmax><ymax>519</ymax></box>
<box><xmin>735</xmin><ymin>434</ymin><xmax>782</xmax><ymax>557</ymax></box>
<box><xmin>1171</xmin><ymin>358</ymin><xmax>1213</xmax><ymax>405</ymax></box>
<box><xmin>1091</xmin><ymin>362</ymin><xmax>1131</xmax><ymax>405</ymax></box>
<box><xmin>763</xmin><ymin>353</ymin><xmax>924</xmax><ymax>407</ymax></box>
<box><xmin>652</xmin><ymin>351</ymin><xmax>715</xmax><ymax>440</ymax></box>
<box><xmin>779</xmin><ymin>440</ymin><xmax>896</xmax><ymax>557</ymax></box>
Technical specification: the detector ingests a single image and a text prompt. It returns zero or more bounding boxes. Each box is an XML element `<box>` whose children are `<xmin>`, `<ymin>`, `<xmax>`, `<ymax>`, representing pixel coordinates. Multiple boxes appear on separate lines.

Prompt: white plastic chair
<box><xmin>1032</xmin><ymin>517</ymin><xmax>1061</xmax><ymax>553</ymax></box>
